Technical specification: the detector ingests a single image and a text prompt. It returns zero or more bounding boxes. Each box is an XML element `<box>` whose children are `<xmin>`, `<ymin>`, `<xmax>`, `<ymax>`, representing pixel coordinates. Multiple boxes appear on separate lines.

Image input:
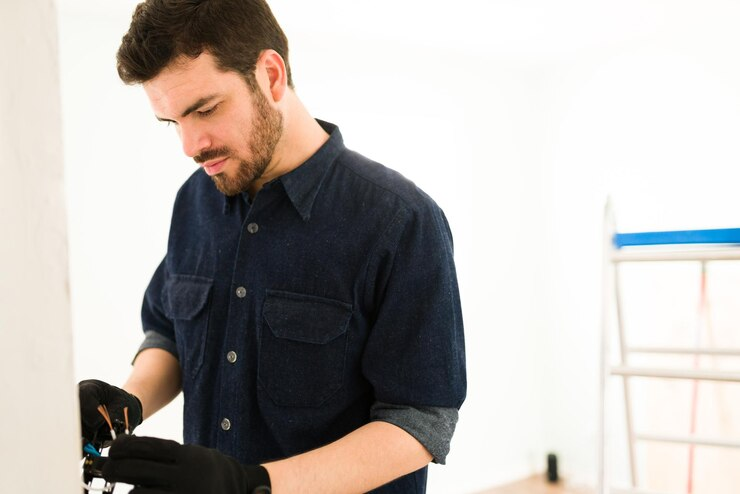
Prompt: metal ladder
<box><xmin>599</xmin><ymin>206</ymin><xmax>740</xmax><ymax>494</ymax></box>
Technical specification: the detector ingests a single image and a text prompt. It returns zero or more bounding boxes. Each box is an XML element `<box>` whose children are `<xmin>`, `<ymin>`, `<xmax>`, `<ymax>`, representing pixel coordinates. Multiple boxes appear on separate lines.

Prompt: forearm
<box><xmin>263</xmin><ymin>421</ymin><xmax>432</xmax><ymax>493</ymax></box>
<box><xmin>123</xmin><ymin>348</ymin><xmax>182</xmax><ymax>420</ymax></box>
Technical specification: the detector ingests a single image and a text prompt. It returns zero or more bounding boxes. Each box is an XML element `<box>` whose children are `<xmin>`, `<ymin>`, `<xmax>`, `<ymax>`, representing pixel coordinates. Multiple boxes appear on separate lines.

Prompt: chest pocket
<box><xmin>259</xmin><ymin>290</ymin><xmax>352</xmax><ymax>407</ymax></box>
<box><xmin>163</xmin><ymin>274</ymin><xmax>214</xmax><ymax>379</ymax></box>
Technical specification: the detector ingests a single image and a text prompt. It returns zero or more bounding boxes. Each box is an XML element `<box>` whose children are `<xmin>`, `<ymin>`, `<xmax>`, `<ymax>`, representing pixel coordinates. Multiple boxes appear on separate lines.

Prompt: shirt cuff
<box><xmin>370</xmin><ymin>401</ymin><xmax>459</xmax><ymax>464</ymax></box>
<box><xmin>132</xmin><ymin>329</ymin><xmax>179</xmax><ymax>364</ymax></box>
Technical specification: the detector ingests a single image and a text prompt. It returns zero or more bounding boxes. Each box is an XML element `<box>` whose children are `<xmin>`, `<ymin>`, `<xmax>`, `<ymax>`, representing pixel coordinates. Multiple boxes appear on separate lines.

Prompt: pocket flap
<box><xmin>164</xmin><ymin>274</ymin><xmax>213</xmax><ymax>320</ymax></box>
<box><xmin>263</xmin><ymin>290</ymin><xmax>352</xmax><ymax>344</ymax></box>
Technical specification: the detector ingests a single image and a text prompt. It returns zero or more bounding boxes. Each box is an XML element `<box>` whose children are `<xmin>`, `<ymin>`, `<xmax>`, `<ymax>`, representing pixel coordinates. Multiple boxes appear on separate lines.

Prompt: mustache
<box><xmin>194</xmin><ymin>147</ymin><xmax>231</xmax><ymax>164</ymax></box>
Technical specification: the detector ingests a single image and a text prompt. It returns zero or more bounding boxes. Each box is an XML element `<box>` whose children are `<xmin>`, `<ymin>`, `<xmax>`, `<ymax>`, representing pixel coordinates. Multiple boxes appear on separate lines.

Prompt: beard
<box><xmin>197</xmin><ymin>86</ymin><xmax>283</xmax><ymax>197</ymax></box>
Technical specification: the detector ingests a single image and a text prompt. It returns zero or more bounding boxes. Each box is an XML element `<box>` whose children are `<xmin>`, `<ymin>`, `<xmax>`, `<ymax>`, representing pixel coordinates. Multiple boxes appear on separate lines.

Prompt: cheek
<box><xmin>227</xmin><ymin>123</ymin><xmax>253</xmax><ymax>151</ymax></box>
<box><xmin>226</xmin><ymin>109</ymin><xmax>254</xmax><ymax>139</ymax></box>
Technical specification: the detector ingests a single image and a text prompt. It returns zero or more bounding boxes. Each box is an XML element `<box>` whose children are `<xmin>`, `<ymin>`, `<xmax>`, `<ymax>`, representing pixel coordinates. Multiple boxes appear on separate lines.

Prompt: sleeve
<box><xmin>362</xmin><ymin>201</ymin><xmax>466</xmax><ymax>409</ymax></box>
<box><xmin>135</xmin><ymin>330</ymin><xmax>178</xmax><ymax>361</ymax></box>
<box><xmin>370</xmin><ymin>401</ymin><xmax>459</xmax><ymax>464</ymax></box>
<box><xmin>134</xmin><ymin>258</ymin><xmax>178</xmax><ymax>362</ymax></box>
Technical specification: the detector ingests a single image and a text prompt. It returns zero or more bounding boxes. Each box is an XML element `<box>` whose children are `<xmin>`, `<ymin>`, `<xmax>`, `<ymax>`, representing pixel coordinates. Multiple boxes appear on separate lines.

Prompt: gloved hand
<box><xmin>78</xmin><ymin>379</ymin><xmax>143</xmax><ymax>447</ymax></box>
<box><xmin>102</xmin><ymin>435</ymin><xmax>271</xmax><ymax>494</ymax></box>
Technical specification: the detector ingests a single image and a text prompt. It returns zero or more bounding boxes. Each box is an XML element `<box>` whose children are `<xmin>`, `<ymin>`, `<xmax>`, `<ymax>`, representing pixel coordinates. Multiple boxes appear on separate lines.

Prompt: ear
<box><xmin>258</xmin><ymin>49</ymin><xmax>288</xmax><ymax>103</ymax></box>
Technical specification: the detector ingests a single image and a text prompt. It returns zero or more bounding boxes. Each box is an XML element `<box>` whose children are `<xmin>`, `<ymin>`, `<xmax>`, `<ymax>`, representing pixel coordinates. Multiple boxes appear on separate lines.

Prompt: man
<box><xmin>78</xmin><ymin>1</ymin><xmax>466</xmax><ymax>492</ymax></box>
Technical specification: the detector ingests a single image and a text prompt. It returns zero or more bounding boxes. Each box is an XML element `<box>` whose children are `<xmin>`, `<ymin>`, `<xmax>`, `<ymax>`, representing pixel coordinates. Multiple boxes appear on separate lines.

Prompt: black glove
<box><xmin>78</xmin><ymin>379</ymin><xmax>142</xmax><ymax>447</ymax></box>
<box><xmin>102</xmin><ymin>435</ymin><xmax>271</xmax><ymax>494</ymax></box>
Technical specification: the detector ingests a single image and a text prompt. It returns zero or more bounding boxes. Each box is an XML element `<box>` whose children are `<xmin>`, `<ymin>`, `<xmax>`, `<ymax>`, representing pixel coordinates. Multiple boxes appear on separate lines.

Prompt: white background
<box><xmin>55</xmin><ymin>1</ymin><xmax>740</xmax><ymax>492</ymax></box>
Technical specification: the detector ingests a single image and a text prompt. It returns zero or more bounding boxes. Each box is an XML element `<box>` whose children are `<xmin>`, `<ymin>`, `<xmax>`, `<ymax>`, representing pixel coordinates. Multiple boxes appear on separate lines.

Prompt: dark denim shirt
<box><xmin>139</xmin><ymin>121</ymin><xmax>466</xmax><ymax>493</ymax></box>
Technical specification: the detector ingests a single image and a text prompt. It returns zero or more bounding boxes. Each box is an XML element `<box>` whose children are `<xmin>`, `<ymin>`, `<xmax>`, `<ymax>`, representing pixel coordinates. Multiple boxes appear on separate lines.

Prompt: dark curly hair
<box><xmin>116</xmin><ymin>0</ymin><xmax>293</xmax><ymax>88</ymax></box>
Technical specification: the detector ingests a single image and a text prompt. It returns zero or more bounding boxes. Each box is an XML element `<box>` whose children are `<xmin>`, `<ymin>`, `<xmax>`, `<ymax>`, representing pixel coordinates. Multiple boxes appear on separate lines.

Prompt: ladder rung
<box><xmin>635</xmin><ymin>432</ymin><xmax>740</xmax><ymax>449</ymax></box>
<box><xmin>611</xmin><ymin>248</ymin><xmax>740</xmax><ymax>263</ymax></box>
<box><xmin>611</xmin><ymin>366</ymin><xmax>740</xmax><ymax>382</ymax></box>
<box><xmin>628</xmin><ymin>346</ymin><xmax>740</xmax><ymax>357</ymax></box>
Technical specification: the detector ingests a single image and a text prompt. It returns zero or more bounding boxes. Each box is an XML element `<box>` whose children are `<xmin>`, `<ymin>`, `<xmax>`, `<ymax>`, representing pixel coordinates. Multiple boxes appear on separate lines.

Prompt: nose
<box><xmin>178</xmin><ymin>121</ymin><xmax>211</xmax><ymax>158</ymax></box>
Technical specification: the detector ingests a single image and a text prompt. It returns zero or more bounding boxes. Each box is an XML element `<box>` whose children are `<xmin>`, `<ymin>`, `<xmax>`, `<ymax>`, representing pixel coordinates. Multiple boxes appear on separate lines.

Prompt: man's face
<box><xmin>144</xmin><ymin>52</ymin><xmax>283</xmax><ymax>196</ymax></box>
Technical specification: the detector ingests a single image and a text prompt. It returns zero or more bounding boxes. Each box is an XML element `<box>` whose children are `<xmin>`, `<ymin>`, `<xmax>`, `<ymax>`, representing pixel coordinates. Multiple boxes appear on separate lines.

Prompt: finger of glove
<box><xmin>108</xmin><ymin>435</ymin><xmax>179</xmax><ymax>462</ymax></box>
<box><xmin>102</xmin><ymin>457</ymin><xmax>178</xmax><ymax>488</ymax></box>
<box><xmin>106</xmin><ymin>402</ymin><xmax>133</xmax><ymax>433</ymax></box>
<box><xmin>79</xmin><ymin>379</ymin><xmax>134</xmax><ymax>416</ymax></box>
<box><xmin>104</xmin><ymin>387</ymin><xmax>142</xmax><ymax>430</ymax></box>
<box><xmin>80</xmin><ymin>415</ymin><xmax>109</xmax><ymax>444</ymax></box>
<box><xmin>79</xmin><ymin>380</ymin><xmax>116</xmax><ymax>440</ymax></box>
<box><xmin>79</xmin><ymin>384</ymin><xmax>104</xmax><ymax>420</ymax></box>
<box><xmin>79</xmin><ymin>379</ymin><xmax>113</xmax><ymax>404</ymax></box>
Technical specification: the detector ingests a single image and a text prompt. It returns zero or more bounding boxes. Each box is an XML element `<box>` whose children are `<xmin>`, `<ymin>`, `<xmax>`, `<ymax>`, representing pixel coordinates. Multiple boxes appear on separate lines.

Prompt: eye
<box><xmin>197</xmin><ymin>104</ymin><xmax>218</xmax><ymax>117</ymax></box>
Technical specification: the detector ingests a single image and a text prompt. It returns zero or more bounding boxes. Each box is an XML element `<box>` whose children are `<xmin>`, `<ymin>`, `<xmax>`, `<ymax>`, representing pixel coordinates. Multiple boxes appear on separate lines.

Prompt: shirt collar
<box><xmin>277</xmin><ymin>120</ymin><xmax>344</xmax><ymax>222</ymax></box>
<box><xmin>221</xmin><ymin>120</ymin><xmax>344</xmax><ymax>219</ymax></box>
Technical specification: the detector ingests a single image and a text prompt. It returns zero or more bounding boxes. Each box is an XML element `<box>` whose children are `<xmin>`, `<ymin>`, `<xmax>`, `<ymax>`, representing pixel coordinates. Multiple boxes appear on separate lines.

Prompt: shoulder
<box><xmin>331</xmin><ymin>148</ymin><xmax>441</xmax><ymax>218</ymax></box>
<box><xmin>323</xmin><ymin>148</ymin><xmax>455</xmax><ymax>253</ymax></box>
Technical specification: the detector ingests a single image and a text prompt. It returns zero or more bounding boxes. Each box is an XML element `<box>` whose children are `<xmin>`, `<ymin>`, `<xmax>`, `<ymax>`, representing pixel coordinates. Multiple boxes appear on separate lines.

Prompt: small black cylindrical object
<box><xmin>547</xmin><ymin>453</ymin><xmax>559</xmax><ymax>483</ymax></box>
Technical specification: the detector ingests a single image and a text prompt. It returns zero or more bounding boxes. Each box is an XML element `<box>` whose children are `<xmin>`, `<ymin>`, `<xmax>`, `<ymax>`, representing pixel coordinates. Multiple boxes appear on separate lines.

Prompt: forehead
<box><xmin>143</xmin><ymin>52</ymin><xmax>245</xmax><ymax>117</ymax></box>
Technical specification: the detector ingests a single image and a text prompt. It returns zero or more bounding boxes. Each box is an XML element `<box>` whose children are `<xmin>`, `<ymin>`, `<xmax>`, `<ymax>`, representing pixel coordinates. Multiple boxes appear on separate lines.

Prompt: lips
<box><xmin>202</xmin><ymin>158</ymin><xmax>227</xmax><ymax>176</ymax></box>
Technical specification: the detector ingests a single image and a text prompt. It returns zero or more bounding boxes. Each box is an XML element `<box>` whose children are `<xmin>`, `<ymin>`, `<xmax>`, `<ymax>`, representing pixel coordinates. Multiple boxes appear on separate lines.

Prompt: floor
<box><xmin>475</xmin><ymin>475</ymin><xmax>594</xmax><ymax>494</ymax></box>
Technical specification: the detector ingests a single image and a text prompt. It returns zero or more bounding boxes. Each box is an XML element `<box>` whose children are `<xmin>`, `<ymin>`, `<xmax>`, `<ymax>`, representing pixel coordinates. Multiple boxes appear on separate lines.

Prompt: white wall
<box><xmin>58</xmin><ymin>0</ymin><xmax>191</xmax><ymax>446</ymax></box>
<box><xmin>56</xmin><ymin>1</ymin><xmax>740</xmax><ymax>493</ymax></box>
<box><xmin>0</xmin><ymin>1</ymin><xmax>79</xmax><ymax>493</ymax></box>
<box><xmin>536</xmin><ymin>4</ymin><xmax>740</xmax><ymax>491</ymax></box>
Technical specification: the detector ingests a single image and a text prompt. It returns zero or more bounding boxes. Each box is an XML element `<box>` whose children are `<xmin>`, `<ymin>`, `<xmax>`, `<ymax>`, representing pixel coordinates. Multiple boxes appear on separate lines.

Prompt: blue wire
<box><xmin>83</xmin><ymin>443</ymin><xmax>101</xmax><ymax>457</ymax></box>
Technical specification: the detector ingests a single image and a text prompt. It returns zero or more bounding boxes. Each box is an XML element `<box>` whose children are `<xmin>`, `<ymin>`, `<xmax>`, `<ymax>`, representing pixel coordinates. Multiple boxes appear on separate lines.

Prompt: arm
<box><xmin>103</xmin><ymin>420</ymin><xmax>432</xmax><ymax>494</ymax></box>
<box><xmin>263</xmin><ymin>421</ymin><xmax>432</xmax><ymax>494</ymax></box>
<box><xmin>123</xmin><ymin>348</ymin><xmax>182</xmax><ymax>420</ymax></box>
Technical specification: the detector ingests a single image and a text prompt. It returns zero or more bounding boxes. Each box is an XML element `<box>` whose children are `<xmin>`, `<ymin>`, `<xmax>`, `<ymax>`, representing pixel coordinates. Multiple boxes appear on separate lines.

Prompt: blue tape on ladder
<box><xmin>613</xmin><ymin>228</ymin><xmax>740</xmax><ymax>249</ymax></box>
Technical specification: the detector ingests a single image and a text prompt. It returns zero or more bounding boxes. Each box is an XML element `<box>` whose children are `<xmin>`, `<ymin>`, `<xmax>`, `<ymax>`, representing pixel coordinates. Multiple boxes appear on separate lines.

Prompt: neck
<box><xmin>248</xmin><ymin>91</ymin><xmax>329</xmax><ymax>197</ymax></box>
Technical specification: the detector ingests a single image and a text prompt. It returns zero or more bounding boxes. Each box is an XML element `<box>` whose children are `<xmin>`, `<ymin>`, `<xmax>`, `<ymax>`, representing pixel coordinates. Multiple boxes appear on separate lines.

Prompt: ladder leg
<box><xmin>600</xmin><ymin>201</ymin><xmax>615</xmax><ymax>494</ymax></box>
<box><xmin>615</xmin><ymin>267</ymin><xmax>639</xmax><ymax>487</ymax></box>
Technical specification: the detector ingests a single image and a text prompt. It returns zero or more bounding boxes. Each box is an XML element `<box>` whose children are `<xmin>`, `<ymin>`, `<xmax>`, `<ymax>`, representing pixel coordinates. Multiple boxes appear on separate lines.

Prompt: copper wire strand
<box><xmin>97</xmin><ymin>405</ymin><xmax>116</xmax><ymax>439</ymax></box>
<box><xmin>96</xmin><ymin>405</ymin><xmax>112</xmax><ymax>429</ymax></box>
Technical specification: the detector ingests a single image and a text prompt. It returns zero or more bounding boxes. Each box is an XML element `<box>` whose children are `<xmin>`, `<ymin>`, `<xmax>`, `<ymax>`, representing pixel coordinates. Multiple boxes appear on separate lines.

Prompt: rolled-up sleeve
<box><xmin>371</xmin><ymin>401</ymin><xmax>459</xmax><ymax>464</ymax></box>
<box><xmin>135</xmin><ymin>329</ymin><xmax>178</xmax><ymax>362</ymax></box>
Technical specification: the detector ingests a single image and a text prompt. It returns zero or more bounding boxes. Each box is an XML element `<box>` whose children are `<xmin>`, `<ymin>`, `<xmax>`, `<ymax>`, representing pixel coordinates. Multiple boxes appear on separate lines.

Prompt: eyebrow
<box><xmin>155</xmin><ymin>94</ymin><xmax>219</xmax><ymax>123</ymax></box>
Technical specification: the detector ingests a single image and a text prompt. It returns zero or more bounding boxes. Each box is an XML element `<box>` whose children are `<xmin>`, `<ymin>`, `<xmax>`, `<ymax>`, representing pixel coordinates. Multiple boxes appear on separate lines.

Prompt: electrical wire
<box><xmin>83</xmin><ymin>404</ymin><xmax>125</xmax><ymax>493</ymax></box>
<box><xmin>97</xmin><ymin>405</ymin><xmax>117</xmax><ymax>440</ymax></box>
<box><xmin>83</xmin><ymin>443</ymin><xmax>101</xmax><ymax>457</ymax></box>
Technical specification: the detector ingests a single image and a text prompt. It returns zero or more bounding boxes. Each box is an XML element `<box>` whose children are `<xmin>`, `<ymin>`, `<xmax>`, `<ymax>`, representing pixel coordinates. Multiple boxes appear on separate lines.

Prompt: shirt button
<box><xmin>235</xmin><ymin>286</ymin><xmax>247</xmax><ymax>298</ymax></box>
<box><xmin>221</xmin><ymin>418</ymin><xmax>231</xmax><ymax>431</ymax></box>
<box><xmin>226</xmin><ymin>351</ymin><xmax>237</xmax><ymax>364</ymax></box>
<box><xmin>247</xmin><ymin>222</ymin><xmax>259</xmax><ymax>234</ymax></box>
